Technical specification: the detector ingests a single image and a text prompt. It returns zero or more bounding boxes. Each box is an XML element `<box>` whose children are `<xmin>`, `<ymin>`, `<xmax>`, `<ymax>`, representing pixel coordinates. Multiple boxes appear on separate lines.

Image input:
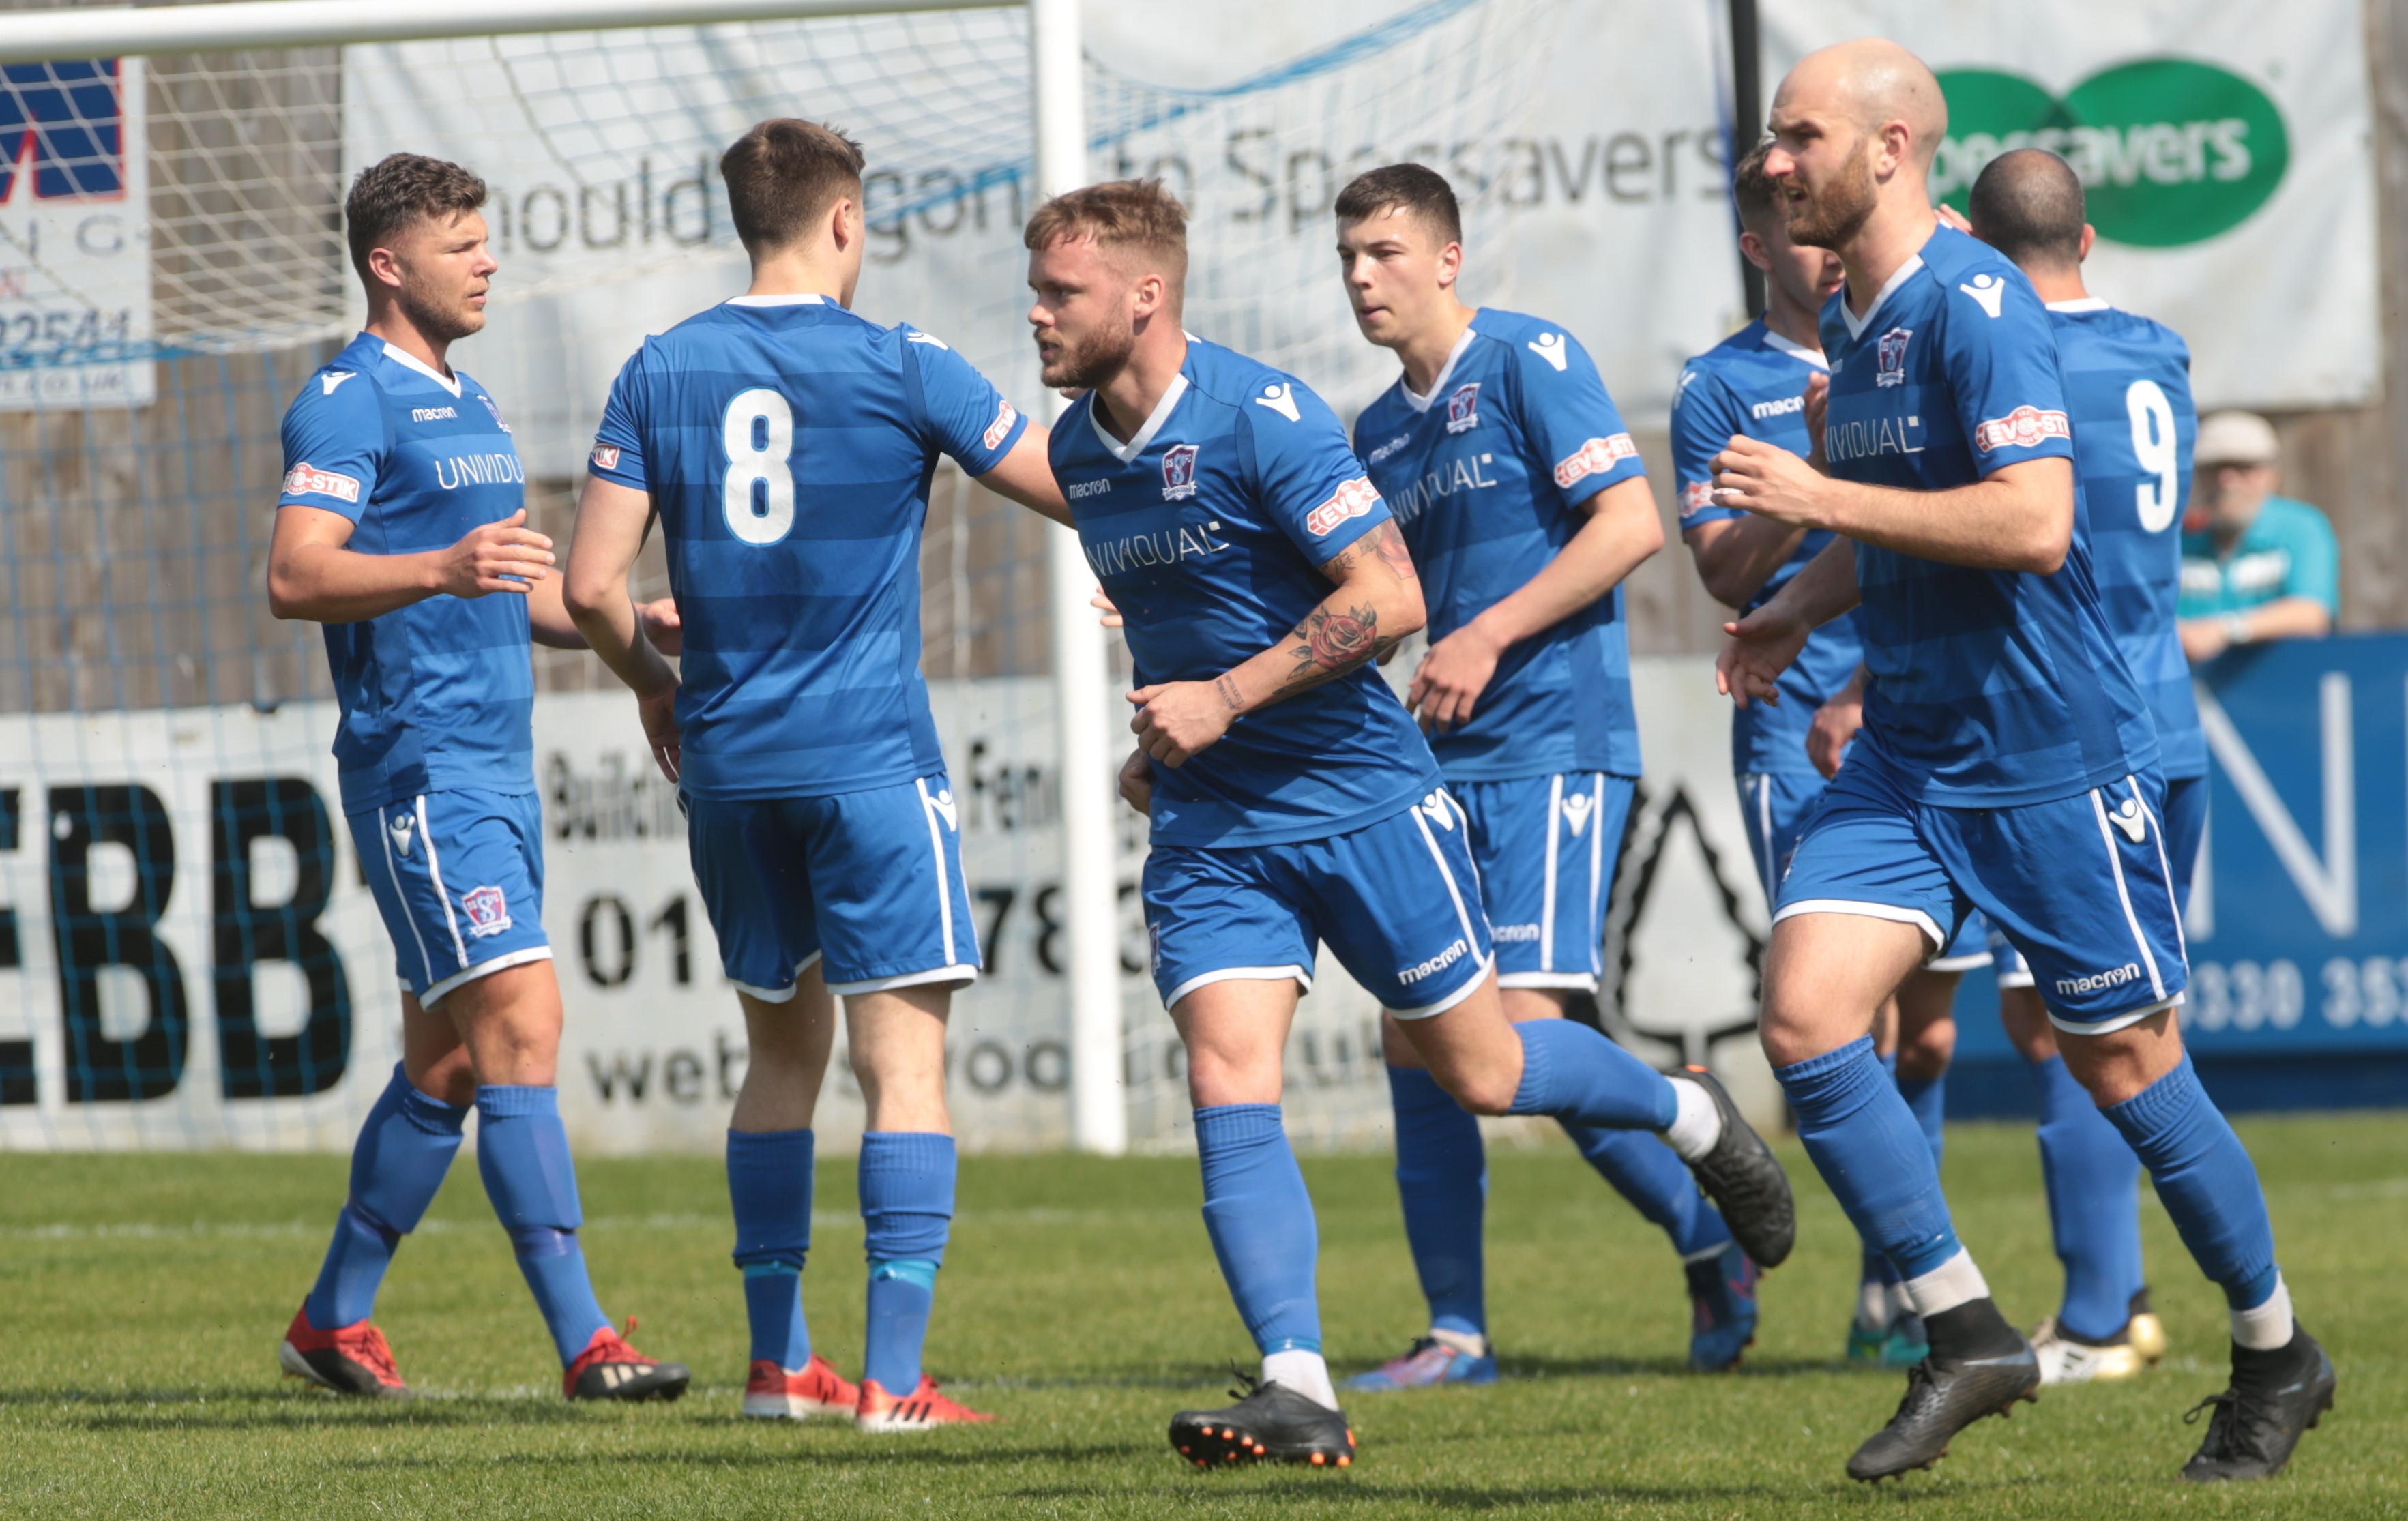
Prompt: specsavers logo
<box><xmin>1931</xmin><ymin>59</ymin><xmax>2288</xmax><ymax>247</ymax></box>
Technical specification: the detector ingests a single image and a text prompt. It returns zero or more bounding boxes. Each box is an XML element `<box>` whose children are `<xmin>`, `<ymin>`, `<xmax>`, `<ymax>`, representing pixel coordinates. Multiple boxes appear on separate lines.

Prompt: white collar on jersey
<box><xmin>2045</xmin><ymin>296</ymin><xmax>2111</xmax><ymax>313</ymax></box>
<box><xmin>1091</xmin><ymin>372</ymin><xmax>1190</xmax><ymax>464</ymax></box>
<box><xmin>1398</xmin><ymin>325</ymin><xmax>1479</xmax><ymax>412</ymax></box>
<box><xmin>1838</xmin><ymin>254</ymin><xmax>1925</xmax><ymax>343</ymax></box>
<box><xmin>1761</xmin><ymin>325</ymin><xmax>1829</xmax><ymax>370</ymax></box>
<box><xmin>380</xmin><ymin>340</ymin><xmax>462</xmax><ymax>398</ymax></box>
<box><xmin>726</xmin><ymin>293</ymin><xmax>827</xmax><ymax>307</ymax></box>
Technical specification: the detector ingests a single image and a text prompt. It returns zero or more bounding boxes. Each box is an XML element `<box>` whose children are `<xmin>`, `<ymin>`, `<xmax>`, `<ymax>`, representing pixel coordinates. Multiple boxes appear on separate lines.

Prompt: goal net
<box><xmin>0</xmin><ymin>0</ymin><xmax>1559</xmax><ymax>1153</ymax></box>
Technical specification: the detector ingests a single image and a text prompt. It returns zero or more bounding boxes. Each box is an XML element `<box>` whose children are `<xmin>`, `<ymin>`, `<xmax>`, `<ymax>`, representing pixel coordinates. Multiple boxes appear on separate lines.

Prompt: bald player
<box><xmin>1714</xmin><ymin>40</ymin><xmax>2332</xmax><ymax>1482</ymax></box>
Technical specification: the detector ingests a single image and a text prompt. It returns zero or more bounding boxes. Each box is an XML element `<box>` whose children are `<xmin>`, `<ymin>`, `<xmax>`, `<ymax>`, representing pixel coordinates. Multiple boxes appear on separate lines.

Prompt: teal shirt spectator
<box><xmin>2178</xmin><ymin>495</ymin><xmax>2340</xmax><ymax>619</ymax></box>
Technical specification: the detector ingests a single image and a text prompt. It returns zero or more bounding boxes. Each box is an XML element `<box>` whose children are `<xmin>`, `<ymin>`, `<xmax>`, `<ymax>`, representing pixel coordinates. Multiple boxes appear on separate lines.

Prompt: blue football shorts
<box><xmin>684</xmin><ymin>774</ymin><xmax>978</xmax><ymax>1001</ymax></box>
<box><xmin>1452</xmin><ymin>772</ymin><xmax>1633</xmax><ymax>992</ymax></box>
<box><xmin>351</xmin><ymin>788</ymin><xmax>553</xmax><ymax>1007</ymax></box>
<box><xmin>1143</xmin><ymin>788</ymin><xmax>1495</xmax><ymax>1019</ymax></box>
<box><xmin>1984</xmin><ymin>771</ymin><xmax>2205</xmax><ymax>992</ymax></box>
<box><xmin>1775</xmin><ymin>751</ymin><xmax>2188</xmax><ymax>1033</ymax></box>
<box><xmin>1737</xmin><ymin>769</ymin><xmax>1828</xmax><ymax>904</ymax></box>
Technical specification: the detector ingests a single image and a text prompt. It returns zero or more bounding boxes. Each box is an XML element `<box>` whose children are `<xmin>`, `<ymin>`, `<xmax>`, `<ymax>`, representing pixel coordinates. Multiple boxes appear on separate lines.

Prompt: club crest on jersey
<box><xmin>1304</xmin><ymin>475</ymin><xmax>1379</xmax><ymax>536</ymax></box>
<box><xmin>478</xmin><ymin>393</ymin><xmax>512</xmax><ymax>432</ymax></box>
<box><xmin>282</xmin><ymin>462</ymin><xmax>360</xmax><ymax>503</ymax></box>
<box><xmin>460</xmin><ymin>885</ymin><xmax>512</xmax><ymax>938</ymax></box>
<box><xmin>1875</xmin><ymin>327</ymin><xmax>1913</xmax><ymax>387</ymax></box>
<box><xmin>1160</xmin><ymin>443</ymin><xmax>1201</xmax><ymax>501</ymax></box>
<box><xmin>1973</xmin><ymin>406</ymin><xmax>2072</xmax><ymax>454</ymax></box>
<box><xmin>1444</xmin><ymin>382</ymin><xmax>1481</xmax><ymax>434</ymax></box>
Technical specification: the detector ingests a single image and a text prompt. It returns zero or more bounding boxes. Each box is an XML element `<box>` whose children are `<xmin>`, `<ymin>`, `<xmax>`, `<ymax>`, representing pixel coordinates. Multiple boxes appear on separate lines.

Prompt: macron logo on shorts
<box><xmin>2056</xmin><ymin>962</ymin><xmax>2141</xmax><ymax>999</ymax></box>
<box><xmin>1305</xmin><ymin>475</ymin><xmax>1379</xmax><ymax>536</ymax></box>
<box><xmin>1973</xmin><ymin>406</ymin><xmax>2071</xmax><ymax>454</ymax></box>
<box><xmin>1398</xmin><ymin>936</ymin><xmax>1470</xmax><ymax>986</ymax></box>
<box><xmin>1491</xmin><ymin>923</ymin><xmax>1541</xmax><ymax>943</ymax></box>
<box><xmin>282</xmin><ymin>462</ymin><xmax>360</xmax><ymax>503</ymax></box>
<box><xmin>1552</xmin><ymin>433</ymin><xmax>1637</xmax><ymax>490</ymax></box>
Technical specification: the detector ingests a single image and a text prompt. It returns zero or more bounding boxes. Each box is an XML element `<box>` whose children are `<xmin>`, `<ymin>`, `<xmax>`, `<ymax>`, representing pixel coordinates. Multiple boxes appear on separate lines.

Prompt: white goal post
<box><xmin>0</xmin><ymin>0</ymin><xmax>1128</xmax><ymax>1155</ymax></box>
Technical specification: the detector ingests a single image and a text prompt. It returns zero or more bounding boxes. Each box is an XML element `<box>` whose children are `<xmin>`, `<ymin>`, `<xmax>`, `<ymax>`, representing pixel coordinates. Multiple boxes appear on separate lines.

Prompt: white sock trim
<box><xmin>1902</xmin><ymin>1248</ymin><xmax>1991</xmax><ymax>1319</ymax></box>
<box><xmin>2231</xmin><ymin>1274</ymin><xmax>2295</xmax><ymax>1351</ymax></box>
<box><xmin>1261</xmin><ymin>1348</ymin><xmax>1338</xmax><ymax>1411</ymax></box>
<box><xmin>1428</xmin><ymin>1326</ymin><xmax>1488</xmax><ymax>1358</ymax></box>
<box><xmin>1662</xmin><ymin>1076</ymin><xmax>1722</xmax><ymax>1162</ymax></box>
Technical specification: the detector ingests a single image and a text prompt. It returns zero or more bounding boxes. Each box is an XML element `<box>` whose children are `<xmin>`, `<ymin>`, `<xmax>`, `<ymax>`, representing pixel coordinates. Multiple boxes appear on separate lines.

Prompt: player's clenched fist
<box><xmin>1408</xmin><ymin>622</ymin><xmax>1503</xmax><ymax>733</ymax></box>
<box><xmin>1117</xmin><ymin>748</ymin><xmax>1154</xmax><ymax>814</ymax></box>
<box><xmin>1710</xmin><ymin>434</ymin><xmax>1830</xmax><ymax>529</ymax></box>
<box><xmin>439</xmin><ymin>508</ymin><xmax>554</xmax><ymax>597</ymax></box>
<box><xmin>1128</xmin><ymin>680</ymin><xmax>1236</xmax><ymax>766</ymax></box>
<box><xmin>1716</xmin><ymin>601</ymin><xmax>1812</xmax><ymax>710</ymax></box>
<box><xmin>636</xmin><ymin>683</ymin><xmax>681</xmax><ymax>784</ymax></box>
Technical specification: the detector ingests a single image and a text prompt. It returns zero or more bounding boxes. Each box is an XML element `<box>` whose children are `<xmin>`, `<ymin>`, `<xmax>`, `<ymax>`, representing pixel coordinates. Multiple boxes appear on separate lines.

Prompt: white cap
<box><xmin>2195</xmin><ymin>410</ymin><xmax>2279</xmax><ymax>468</ymax></box>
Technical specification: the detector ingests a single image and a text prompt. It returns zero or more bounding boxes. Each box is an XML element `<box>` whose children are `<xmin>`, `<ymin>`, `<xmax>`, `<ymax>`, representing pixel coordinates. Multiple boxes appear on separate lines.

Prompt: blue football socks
<box><xmin>306</xmin><ymin>1064</ymin><xmax>467</xmax><ymax>1329</ymax></box>
<box><xmin>1563</xmin><ymin>1121</ymin><xmax>1733</xmax><ymax>1259</ymax></box>
<box><xmin>860</xmin><ymin>1130</ymin><xmax>956</xmax><ymax>1393</ymax></box>
<box><xmin>476</xmin><ymin>1084</ymin><xmax>610</xmax><ymax>1365</ymax></box>
<box><xmin>1777</xmin><ymin>1037</ymin><xmax>1963</xmax><ymax>1280</ymax></box>
<box><xmin>2031</xmin><ymin>1054</ymin><xmax>2145</xmax><ymax>1342</ymax></box>
<box><xmin>1506</xmin><ymin>1018</ymin><xmax>1679</xmax><ymax>1129</ymax></box>
<box><xmin>1195</xmin><ymin>1104</ymin><xmax>1323</xmax><ymax>1355</ymax></box>
<box><xmin>728</xmin><ymin>1127</ymin><xmax>815</xmax><ymax>1370</ymax></box>
<box><xmin>1897</xmin><ymin>1071</ymin><xmax>1947</xmax><ymax>1170</ymax></box>
<box><xmin>2101</xmin><ymin>1054</ymin><xmax>2279</xmax><ymax>1312</ymax></box>
<box><xmin>1384</xmin><ymin>1064</ymin><xmax>1488</xmax><ymax>1338</ymax></box>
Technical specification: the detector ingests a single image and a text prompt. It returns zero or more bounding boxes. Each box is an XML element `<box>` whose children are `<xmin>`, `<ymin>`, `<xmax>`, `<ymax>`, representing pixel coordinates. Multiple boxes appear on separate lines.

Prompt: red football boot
<box><xmin>563</xmin><ymin>1318</ymin><xmax>692</xmax><ymax>1402</ymax></box>
<box><xmin>743</xmin><ymin>1353</ymin><xmax>861</xmax><ymax>1419</ymax></box>
<box><xmin>278</xmin><ymin>1303</ymin><xmax>412</xmax><ymax>1398</ymax></box>
<box><xmin>855</xmin><ymin>1375</ymin><xmax>997</xmax><ymax>1432</ymax></box>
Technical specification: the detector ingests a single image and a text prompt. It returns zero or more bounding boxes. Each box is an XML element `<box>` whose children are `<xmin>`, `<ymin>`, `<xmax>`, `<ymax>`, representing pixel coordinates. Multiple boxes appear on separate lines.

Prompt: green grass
<box><xmin>1</xmin><ymin>1115</ymin><xmax>2403</xmax><ymax>1518</ymax></box>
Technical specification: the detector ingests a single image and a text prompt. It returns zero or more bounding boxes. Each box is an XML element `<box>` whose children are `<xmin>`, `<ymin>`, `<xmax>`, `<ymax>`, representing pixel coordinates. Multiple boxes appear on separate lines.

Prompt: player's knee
<box><xmin>1428</xmin><ymin>1059</ymin><xmax>1517</xmax><ymax>1117</ymax></box>
<box><xmin>408</xmin><ymin>1046</ymin><xmax>478</xmax><ymax>1108</ymax></box>
<box><xmin>1896</xmin><ymin>1016</ymin><xmax>1956</xmax><ymax>1080</ymax></box>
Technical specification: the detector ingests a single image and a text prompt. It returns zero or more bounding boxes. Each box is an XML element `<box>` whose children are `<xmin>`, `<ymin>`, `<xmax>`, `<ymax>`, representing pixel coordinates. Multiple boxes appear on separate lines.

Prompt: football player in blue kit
<box><xmin>269</xmin><ymin>154</ymin><xmax>688</xmax><ymax>1401</ymax></box>
<box><xmin>1677</xmin><ymin>141</ymin><xmax>1956</xmax><ymax>1370</ymax></box>
<box><xmin>1027</xmin><ymin>179</ymin><xmax>1793</xmax><ymax>1471</ymax></box>
<box><xmin>1332</xmin><ymin>163</ymin><xmax>1762</xmax><ymax>1385</ymax></box>
<box><xmin>566</xmin><ymin>121</ymin><xmax>1066</xmax><ymax>1432</ymax></box>
<box><xmin>1713</xmin><ymin>42</ymin><xmax>2332</xmax><ymax>1482</ymax></box>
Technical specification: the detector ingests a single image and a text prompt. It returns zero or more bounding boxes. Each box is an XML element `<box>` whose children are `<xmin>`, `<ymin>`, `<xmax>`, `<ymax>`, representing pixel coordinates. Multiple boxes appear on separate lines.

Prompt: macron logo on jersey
<box><xmin>1552</xmin><ymin>433</ymin><xmax>1637</xmax><ymax>490</ymax></box>
<box><xmin>1527</xmin><ymin>332</ymin><xmax>1569</xmax><ymax>372</ymax></box>
<box><xmin>1750</xmin><ymin>394</ymin><xmax>1806</xmax><ymax>419</ymax></box>
<box><xmin>982</xmin><ymin>400</ymin><xmax>1019</xmax><ymax>452</ymax></box>
<box><xmin>1366</xmin><ymin>434</ymin><xmax>1411</xmax><ymax>465</ymax></box>
<box><xmin>1304</xmin><ymin>475</ymin><xmax>1379</xmax><ymax>536</ymax></box>
<box><xmin>1959</xmin><ymin>274</ymin><xmax>2008</xmax><ymax>319</ymax></box>
<box><xmin>1444</xmin><ymin>382</ymin><xmax>1481</xmax><ymax>434</ymax></box>
<box><xmin>907</xmin><ymin>330</ymin><xmax>952</xmax><ymax>350</ymax></box>
<box><xmin>282</xmin><ymin>462</ymin><xmax>360</xmax><ymax>503</ymax></box>
<box><xmin>320</xmin><ymin>372</ymin><xmax>357</xmax><ymax>396</ymax></box>
<box><xmin>1253</xmin><ymin>383</ymin><xmax>1302</xmax><ymax>422</ymax></box>
<box><xmin>1973</xmin><ymin>406</ymin><xmax>2072</xmax><ymax>454</ymax></box>
<box><xmin>410</xmin><ymin>406</ymin><xmax>457</xmax><ymax>423</ymax></box>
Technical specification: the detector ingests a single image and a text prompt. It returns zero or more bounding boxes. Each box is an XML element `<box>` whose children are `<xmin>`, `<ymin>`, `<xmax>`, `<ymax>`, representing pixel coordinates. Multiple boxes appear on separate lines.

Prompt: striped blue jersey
<box><xmin>1353</xmin><ymin>308</ymin><xmax>1643</xmax><ymax>780</ymax></box>
<box><xmin>1818</xmin><ymin>224</ymin><xmax>2157</xmax><ymax>806</ymax></box>
<box><xmin>277</xmin><ymin>332</ymin><xmax>533</xmax><ymax>812</ymax></box>
<box><xmin>1671</xmin><ymin>318</ymin><xmax>1866</xmax><ymax>776</ymax></box>
<box><xmin>2048</xmin><ymin>299</ymin><xmax>2204</xmax><ymax>780</ymax></box>
<box><xmin>1053</xmin><ymin>336</ymin><xmax>1439</xmax><ymax>848</ymax></box>
<box><xmin>589</xmin><ymin>295</ymin><xmax>1027</xmax><ymax>800</ymax></box>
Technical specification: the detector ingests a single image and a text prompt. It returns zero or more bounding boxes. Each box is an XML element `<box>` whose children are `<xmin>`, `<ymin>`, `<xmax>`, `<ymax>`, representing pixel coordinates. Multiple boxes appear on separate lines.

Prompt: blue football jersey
<box><xmin>277</xmin><ymin>333</ymin><xmax>533</xmax><ymax>812</ymax></box>
<box><xmin>1671</xmin><ymin>318</ymin><xmax>1866</xmax><ymax>776</ymax></box>
<box><xmin>590</xmin><ymin>295</ymin><xmax>1027</xmax><ymax>801</ymax></box>
<box><xmin>1353</xmin><ymin>309</ymin><xmax>1643</xmax><ymax>780</ymax></box>
<box><xmin>1818</xmin><ymin>224</ymin><xmax>2157</xmax><ymax>806</ymax></box>
<box><xmin>2048</xmin><ymin>299</ymin><xmax>2204</xmax><ymax>780</ymax></box>
<box><xmin>1053</xmin><ymin>337</ymin><xmax>1439</xmax><ymax>848</ymax></box>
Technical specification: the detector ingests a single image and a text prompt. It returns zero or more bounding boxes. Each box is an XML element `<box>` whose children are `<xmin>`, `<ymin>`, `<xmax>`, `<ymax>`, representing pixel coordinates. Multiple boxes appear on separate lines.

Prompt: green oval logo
<box><xmin>1933</xmin><ymin>59</ymin><xmax>2287</xmax><ymax>248</ymax></box>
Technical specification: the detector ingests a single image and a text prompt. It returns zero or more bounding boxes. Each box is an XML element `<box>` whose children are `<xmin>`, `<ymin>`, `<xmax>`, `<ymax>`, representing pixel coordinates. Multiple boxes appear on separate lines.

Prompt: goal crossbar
<box><xmin>0</xmin><ymin>0</ymin><xmax>1014</xmax><ymax>65</ymax></box>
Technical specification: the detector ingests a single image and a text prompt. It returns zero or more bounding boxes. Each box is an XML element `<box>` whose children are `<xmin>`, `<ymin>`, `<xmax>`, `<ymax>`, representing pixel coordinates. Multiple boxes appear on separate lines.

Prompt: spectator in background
<box><xmin>2177</xmin><ymin>409</ymin><xmax>2338</xmax><ymax>662</ymax></box>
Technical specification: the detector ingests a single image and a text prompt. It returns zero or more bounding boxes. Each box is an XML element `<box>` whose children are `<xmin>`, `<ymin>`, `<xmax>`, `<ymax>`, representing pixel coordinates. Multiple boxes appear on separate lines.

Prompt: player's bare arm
<box><xmin>1409</xmin><ymin>473</ymin><xmax>1660</xmax><ymax>733</ymax></box>
<box><xmin>1684</xmin><ymin>512</ymin><xmax>1808</xmax><ymax>610</ymax></box>
<box><xmin>563</xmin><ymin>474</ymin><xmax>683</xmax><ymax>781</ymax></box>
<box><xmin>975</xmin><ymin>424</ymin><xmax>1074</xmax><ymax>527</ymax></box>
<box><xmin>1711</xmin><ymin>443</ymin><xmax>2074</xmax><ymax>574</ymax></box>
<box><xmin>1716</xmin><ymin>534</ymin><xmax>1860</xmax><ymax>708</ymax></box>
<box><xmin>267</xmin><ymin>501</ymin><xmax>554</xmax><ymax>623</ymax></box>
<box><xmin>1128</xmin><ymin>518</ymin><xmax>1426</xmax><ymax>766</ymax></box>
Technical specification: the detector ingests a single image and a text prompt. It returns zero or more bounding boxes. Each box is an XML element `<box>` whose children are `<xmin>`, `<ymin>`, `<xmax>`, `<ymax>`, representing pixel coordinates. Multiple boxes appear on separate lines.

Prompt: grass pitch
<box><xmin>0</xmin><ymin>1114</ymin><xmax>2402</xmax><ymax>1519</ymax></box>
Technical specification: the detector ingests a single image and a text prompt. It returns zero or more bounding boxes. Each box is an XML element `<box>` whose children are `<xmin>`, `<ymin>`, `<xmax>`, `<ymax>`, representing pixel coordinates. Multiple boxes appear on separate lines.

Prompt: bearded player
<box><xmin>269</xmin><ymin>153</ymin><xmax>686</xmax><ymax>1401</ymax></box>
<box><xmin>1334</xmin><ymin>162</ymin><xmax>1761</xmax><ymax>1386</ymax></box>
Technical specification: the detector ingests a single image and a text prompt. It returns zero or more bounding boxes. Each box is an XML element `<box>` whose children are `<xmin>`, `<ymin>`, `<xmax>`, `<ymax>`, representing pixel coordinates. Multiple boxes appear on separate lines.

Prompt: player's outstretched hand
<box><xmin>1117</xmin><ymin>748</ymin><xmax>1153</xmax><ymax>814</ymax></box>
<box><xmin>1407</xmin><ymin>623</ymin><xmax>1502</xmax><ymax>733</ymax></box>
<box><xmin>1712</xmin><ymin>435</ymin><xmax>1828</xmax><ymax>528</ymax></box>
<box><xmin>1806</xmin><ymin>692</ymin><xmax>1864</xmax><ymax>780</ymax></box>
<box><xmin>637</xmin><ymin>597</ymin><xmax>681</xmax><ymax>658</ymax></box>
<box><xmin>438</xmin><ymin>509</ymin><xmax>553</xmax><ymax>597</ymax></box>
<box><xmin>1091</xmin><ymin>587</ymin><xmax>1124</xmax><ymax>629</ymax></box>
<box><xmin>1128</xmin><ymin>681</ymin><xmax>1235</xmax><ymax>766</ymax></box>
<box><xmin>637</xmin><ymin>684</ymin><xmax>681</xmax><ymax>784</ymax></box>
<box><xmin>1935</xmin><ymin>202</ymin><xmax>1974</xmax><ymax>234</ymax></box>
<box><xmin>1716</xmin><ymin>603</ymin><xmax>1811</xmax><ymax>710</ymax></box>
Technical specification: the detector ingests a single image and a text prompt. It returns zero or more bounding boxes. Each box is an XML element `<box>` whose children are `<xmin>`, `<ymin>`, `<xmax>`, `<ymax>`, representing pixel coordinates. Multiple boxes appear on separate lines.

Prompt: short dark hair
<box><xmin>1731</xmin><ymin>140</ymin><xmax>1780</xmax><ymax>237</ymax></box>
<box><xmin>720</xmin><ymin>119</ymin><xmax>867</xmax><ymax>255</ymax></box>
<box><xmin>1023</xmin><ymin>178</ymin><xmax>1189</xmax><ymax>289</ymax></box>
<box><xmin>1334</xmin><ymin>162</ymin><xmax>1461</xmax><ymax>246</ymax></box>
<box><xmin>344</xmin><ymin>153</ymin><xmax>486</xmax><ymax>282</ymax></box>
<box><xmin>1968</xmin><ymin>147</ymin><xmax>2086</xmax><ymax>270</ymax></box>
